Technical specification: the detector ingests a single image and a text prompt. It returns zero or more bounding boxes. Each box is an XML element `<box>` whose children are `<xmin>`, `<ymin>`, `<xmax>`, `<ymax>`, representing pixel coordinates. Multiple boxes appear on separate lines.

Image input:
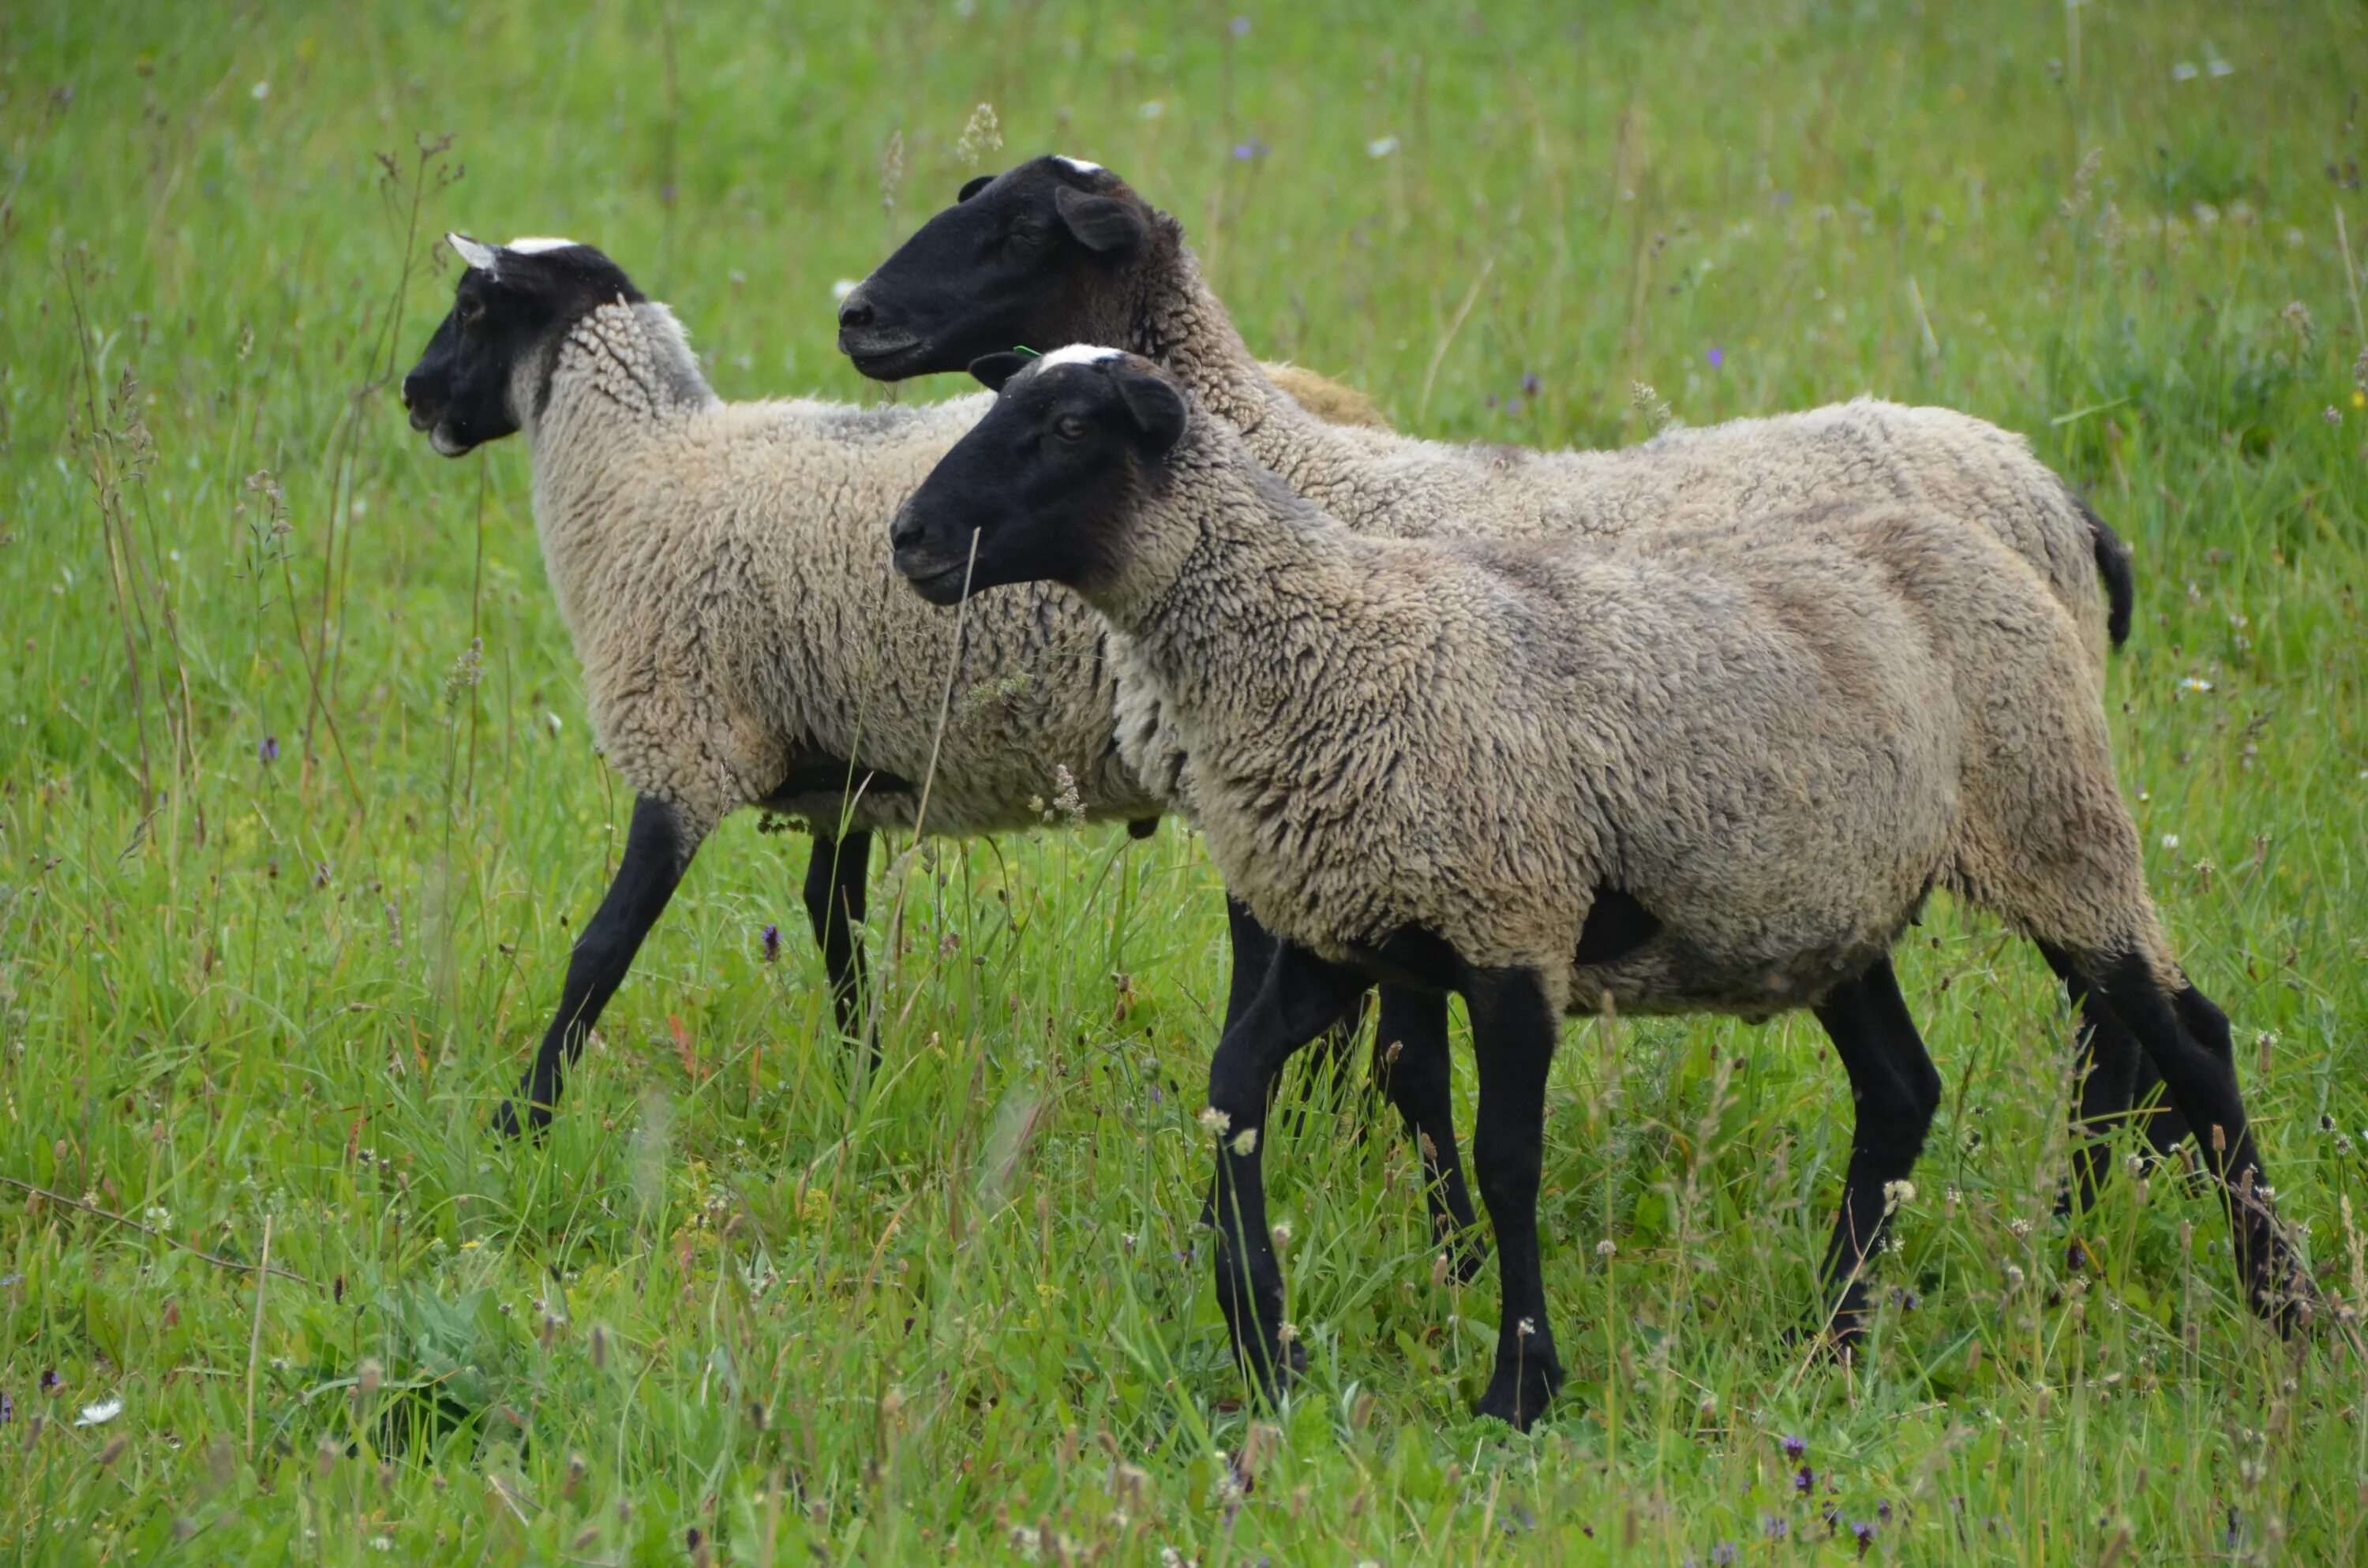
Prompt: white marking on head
<box><xmin>1053</xmin><ymin>155</ymin><xmax>1105</xmax><ymax>177</ymax></box>
<box><xmin>504</xmin><ymin>236</ymin><xmax>579</xmax><ymax>254</ymax></box>
<box><xmin>1034</xmin><ymin>344</ymin><xmax>1125</xmax><ymax>371</ymax></box>
<box><xmin>448</xmin><ymin>233</ymin><xmax>500</xmax><ymax>275</ymax></box>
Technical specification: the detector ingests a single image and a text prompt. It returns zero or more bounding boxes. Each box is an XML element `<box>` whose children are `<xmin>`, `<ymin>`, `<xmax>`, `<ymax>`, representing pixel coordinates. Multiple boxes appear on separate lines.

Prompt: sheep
<box><xmin>396</xmin><ymin>234</ymin><xmax>1397</xmax><ymax>1136</ymax></box>
<box><xmin>886</xmin><ymin>346</ymin><xmax>2295</xmax><ymax>1431</ymax></box>
<box><xmin>837</xmin><ymin>153</ymin><xmax>2179</xmax><ymax>1209</ymax></box>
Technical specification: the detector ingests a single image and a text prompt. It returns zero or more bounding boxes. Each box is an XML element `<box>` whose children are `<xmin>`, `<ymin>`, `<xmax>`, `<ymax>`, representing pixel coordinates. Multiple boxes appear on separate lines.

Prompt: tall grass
<box><xmin>2</xmin><ymin>0</ymin><xmax>2365</xmax><ymax>1561</ymax></box>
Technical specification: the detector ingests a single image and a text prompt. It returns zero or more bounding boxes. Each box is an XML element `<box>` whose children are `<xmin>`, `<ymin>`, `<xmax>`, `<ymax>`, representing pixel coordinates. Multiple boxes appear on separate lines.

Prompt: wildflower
<box><xmin>1231</xmin><ymin>140</ymin><xmax>1268</xmax><ymax>162</ymax></box>
<box><xmin>1706</xmin><ymin>346</ymin><xmax>1724</xmax><ymax>369</ymax></box>
<box><xmin>1231</xmin><ymin>1126</ymin><xmax>1258</xmax><ymax>1156</ymax></box>
<box><xmin>1520</xmin><ymin>372</ymin><xmax>1542</xmax><ymax>397</ymax></box>
<box><xmin>1230</xmin><ymin>14</ymin><xmax>1250</xmax><ymax>35</ymax></box>
<box><xmin>259</xmin><ymin>735</ymin><xmax>279</xmax><ymax>764</ymax></box>
<box><xmin>443</xmin><ymin>637</ymin><xmax>484</xmax><ymax>709</ymax></box>
<box><xmin>1199</xmin><ymin>1106</ymin><xmax>1231</xmax><ymax>1136</ymax></box>
<box><xmin>1763</xmin><ymin>1514</ymin><xmax>1788</xmax><ymax>1541</ymax></box>
<box><xmin>1</xmin><ymin>1393</ymin><xmax>12</xmax><ymax>1422</ymax></box>
<box><xmin>1139</xmin><ymin>99</ymin><xmax>1166</xmax><ymax>121</ymax></box>
<box><xmin>2329</xmin><ymin>407</ymin><xmax>2345</xmax><ymax>427</ymax></box>
<box><xmin>760</xmin><ymin>923</ymin><xmax>781</xmax><ymax>963</ymax></box>
<box><xmin>2280</xmin><ymin>300</ymin><xmax>2315</xmax><ymax>348</ymax></box>
<box><xmin>2179</xmin><ymin>676</ymin><xmax>2213</xmax><ymax>694</ymax></box>
<box><xmin>1882</xmin><ymin>1178</ymin><xmax>1916</xmax><ymax>1212</ymax></box>
<box><xmin>251</xmin><ymin>80</ymin><xmax>270</xmax><ymax>100</ymax></box>
<box><xmin>1596</xmin><ymin>1237</ymin><xmax>1617</xmax><ymax>1257</ymax></box>
<box><xmin>1366</xmin><ymin>135</ymin><xmax>1399</xmax><ymax>159</ymax></box>
<box><xmin>1048</xmin><ymin>763</ymin><xmax>1085</xmax><ymax>825</ymax></box>
<box><xmin>1853</xmin><ymin>1520</ymin><xmax>1876</xmax><ymax>1556</ymax></box>
<box><xmin>1711</xmin><ymin>1546</ymin><xmax>1739</xmax><ymax>1567</ymax></box>
<box><xmin>2004</xmin><ymin>1263</ymin><xmax>2026</xmax><ymax>1292</ymax></box>
<box><xmin>1270</xmin><ymin>1222</ymin><xmax>1291</xmax><ymax>1249</ymax></box>
<box><xmin>1781</xmin><ymin>1434</ymin><xmax>1807</xmax><ymax>1461</ymax></box>
<box><xmin>76</xmin><ymin>1396</ymin><xmax>123</xmax><ymax>1427</ymax></box>
<box><xmin>1793</xmin><ymin>1464</ymin><xmax>1815</xmax><ymax>1495</ymax></box>
<box><xmin>40</xmin><ymin>1370</ymin><xmax>59</xmax><ymax>1394</ymax></box>
<box><xmin>2161</xmin><ymin>834</ymin><xmax>2180</xmax><ymax>850</ymax></box>
<box><xmin>1431</xmin><ymin>1253</ymin><xmax>1452</xmax><ymax>1288</ymax></box>
<box><xmin>1517</xmin><ymin>1317</ymin><xmax>1536</xmax><ymax>1338</ymax></box>
<box><xmin>954</xmin><ymin>103</ymin><xmax>1002</xmax><ymax>168</ymax></box>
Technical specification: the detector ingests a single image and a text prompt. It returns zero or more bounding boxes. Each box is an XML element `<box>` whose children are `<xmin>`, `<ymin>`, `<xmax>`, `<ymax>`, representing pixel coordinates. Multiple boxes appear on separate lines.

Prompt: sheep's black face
<box><xmin>401</xmin><ymin>235</ymin><xmax>643</xmax><ymax>457</ymax></box>
<box><xmin>839</xmin><ymin>156</ymin><xmax>1152</xmax><ymax>382</ymax></box>
<box><xmin>889</xmin><ymin>348</ymin><xmax>1187</xmax><ymax>605</ymax></box>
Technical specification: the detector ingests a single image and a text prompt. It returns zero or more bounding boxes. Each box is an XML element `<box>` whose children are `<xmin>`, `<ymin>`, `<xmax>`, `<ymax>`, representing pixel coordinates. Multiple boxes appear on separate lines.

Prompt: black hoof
<box><xmin>491</xmin><ymin>1095</ymin><xmax>551</xmax><ymax>1142</ymax></box>
<box><xmin>1473</xmin><ymin>1357</ymin><xmax>1561</xmax><ymax>1432</ymax></box>
<box><xmin>1239</xmin><ymin>1335</ymin><xmax>1309</xmax><ymax>1405</ymax></box>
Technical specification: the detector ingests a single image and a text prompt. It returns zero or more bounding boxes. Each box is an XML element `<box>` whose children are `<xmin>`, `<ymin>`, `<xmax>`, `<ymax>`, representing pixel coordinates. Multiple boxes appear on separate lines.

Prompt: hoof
<box><xmin>1239</xmin><ymin>1334</ymin><xmax>1310</xmax><ymax>1405</ymax></box>
<box><xmin>491</xmin><ymin>1096</ymin><xmax>551</xmax><ymax>1142</ymax></box>
<box><xmin>1473</xmin><ymin>1358</ymin><xmax>1561</xmax><ymax>1432</ymax></box>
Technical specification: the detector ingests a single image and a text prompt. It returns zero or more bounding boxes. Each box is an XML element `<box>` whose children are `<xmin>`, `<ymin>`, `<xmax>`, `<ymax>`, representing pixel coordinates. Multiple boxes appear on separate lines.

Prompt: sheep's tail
<box><xmin>2073</xmin><ymin>490</ymin><xmax>2135</xmax><ymax>649</ymax></box>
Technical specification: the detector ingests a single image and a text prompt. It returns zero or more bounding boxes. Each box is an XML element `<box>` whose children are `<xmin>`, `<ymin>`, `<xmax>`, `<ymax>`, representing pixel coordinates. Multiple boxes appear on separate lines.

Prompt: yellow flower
<box><xmin>2353</xmin><ymin>388</ymin><xmax>2366</xmax><ymax>409</ymax></box>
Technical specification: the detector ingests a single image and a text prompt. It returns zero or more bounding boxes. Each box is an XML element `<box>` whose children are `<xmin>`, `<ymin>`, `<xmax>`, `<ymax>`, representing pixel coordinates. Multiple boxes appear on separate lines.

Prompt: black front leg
<box><xmin>804</xmin><ymin>829</ymin><xmax>875</xmax><ymax>1050</ymax></box>
<box><xmin>2044</xmin><ymin>947</ymin><xmax>2193</xmax><ymax>1219</ymax></box>
<box><xmin>1206</xmin><ymin>939</ymin><xmax>1373</xmax><ymax>1403</ymax></box>
<box><xmin>1463</xmin><ymin>967</ymin><xmax>1564</xmax><ymax>1431</ymax></box>
<box><xmin>496</xmin><ymin>795</ymin><xmax>698</xmax><ymax>1138</ymax></box>
<box><xmin>1810</xmin><ymin>956</ymin><xmax>1943</xmax><ymax>1342</ymax></box>
<box><xmin>1371</xmin><ymin>987</ymin><xmax>1485</xmax><ymax>1281</ymax></box>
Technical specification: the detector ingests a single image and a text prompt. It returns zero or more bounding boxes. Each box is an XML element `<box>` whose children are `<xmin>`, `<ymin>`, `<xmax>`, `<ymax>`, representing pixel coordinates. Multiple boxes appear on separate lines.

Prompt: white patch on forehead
<box><xmin>447</xmin><ymin>233</ymin><xmax>500</xmax><ymax>274</ymax></box>
<box><xmin>504</xmin><ymin>236</ymin><xmax>579</xmax><ymax>254</ymax></box>
<box><xmin>1035</xmin><ymin>344</ymin><xmax>1124</xmax><ymax>371</ymax></box>
<box><xmin>1053</xmin><ymin>155</ymin><xmax>1104</xmax><ymax>177</ymax></box>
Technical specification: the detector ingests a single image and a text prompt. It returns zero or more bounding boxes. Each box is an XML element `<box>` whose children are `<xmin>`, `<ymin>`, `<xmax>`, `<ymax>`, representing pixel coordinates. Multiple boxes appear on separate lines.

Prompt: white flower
<box><xmin>250</xmin><ymin>80</ymin><xmax>271</xmax><ymax>100</ymax></box>
<box><xmin>1231</xmin><ymin>1127</ymin><xmax>1258</xmax><ymax>1156</ymax></box>
<box><xmin>2161</xmin><ymin>834</ymin><xmax>2180</xmax><ymax>850</ymax></box>
<box><xmin>1366</xmin><ymin>135</ymin><xmax>1399</xmax><ymax>159</ymax></box>
<box><xmin>1139</xmin><ymin>99</ymin><xmax>1166</xmax><ymax>120</ymax></box>
<box><xmin>2171</xmin><ymin>62</ymin><xmax>2198</xmax><ymax>82</ymax></box>
<box><xmin>1198</xmin><ymin>1106</ymin><xmax>1231</xmax><ymax>1136</ymax></box>
<box><xmin>2179</xmin><ymin>676</ymin><xmax>2213</xmax><ymax>694</ymax></box>
<box><xmin>76</xmin><ymin>1396</ymin><xmax>124</xmax><ymax>1427</ymax></box>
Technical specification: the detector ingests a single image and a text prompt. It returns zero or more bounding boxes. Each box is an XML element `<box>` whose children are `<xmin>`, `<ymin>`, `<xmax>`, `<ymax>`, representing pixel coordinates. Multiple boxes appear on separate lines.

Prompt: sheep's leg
<box><xmin>1464</xmin><ymin>967</ymin><xmax>1563</xmax><ymax>1432</ymax></box>
<box><xmin>1205</xmin><ymin>939</ymin><xmax>1372</xmax><ymax>1403</ymax></box>
<box><xmin>1371</xmin><ymin>987</ymin><xmax>1486</xmax><ymax>1282</ymax></box>
<box><xmin>803</xmin><ymin>829</ymin><xmax>875</xmax><ymax>1056</ymax></box>
<box><xmin>1810</xmin><ymin>955</ymin><xmax>1942</xmax><ymax>1345</ymax></box>
<box><xmin>2064</xmin><ymin>952</ymin><xmax>2298</xmax><ymax>1327</ymax></box>
<box><xmin>2043</xmin><ymin>947</ymin><xmax>2192</xmax><ymax>1218</ymax></box>
<box><xmin>496</xmin><ymin>795</ymin><xmax>698</xmax><ymax>1139</ymax></box>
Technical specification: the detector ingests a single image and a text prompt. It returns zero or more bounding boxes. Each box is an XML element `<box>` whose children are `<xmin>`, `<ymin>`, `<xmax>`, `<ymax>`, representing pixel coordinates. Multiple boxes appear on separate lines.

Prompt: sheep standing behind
<box><xmin>397</xmin><ymin>235</ymin><xmax>1394</xmax><ymax>1134</ymax></box>
<box><xmin>888</xmin><ymin>348</ymin><xmax>2292</xmax><ymax>1431</ymax></box>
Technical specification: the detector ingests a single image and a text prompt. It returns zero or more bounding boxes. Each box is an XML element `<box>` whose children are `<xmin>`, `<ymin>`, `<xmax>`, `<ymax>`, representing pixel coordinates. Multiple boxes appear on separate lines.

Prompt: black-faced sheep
<box><xmin>396</xmin><ymin>235</ymin><xmax>1398</xmax><ymax>1136</ymax></box>
<box><xmin>887</xmin><ymin>347</ymin><xmax>2294</xmax><ymax>1431</ymax></box>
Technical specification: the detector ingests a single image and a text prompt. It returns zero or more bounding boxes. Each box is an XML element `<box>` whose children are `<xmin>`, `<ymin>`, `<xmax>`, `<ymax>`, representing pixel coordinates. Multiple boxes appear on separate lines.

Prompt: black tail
<box><xmin>2073</xmin><ymin>492</ymin><xmax>2134</xmax><ymax>649</ymax></box>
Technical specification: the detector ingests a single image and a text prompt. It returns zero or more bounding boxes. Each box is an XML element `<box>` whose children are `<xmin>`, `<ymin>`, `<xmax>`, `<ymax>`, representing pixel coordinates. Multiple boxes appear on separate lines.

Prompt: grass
<box><xmin>3</xmin><ymin>0</ymin><xmax>2366</xmax><ymax>1560</ymax></box>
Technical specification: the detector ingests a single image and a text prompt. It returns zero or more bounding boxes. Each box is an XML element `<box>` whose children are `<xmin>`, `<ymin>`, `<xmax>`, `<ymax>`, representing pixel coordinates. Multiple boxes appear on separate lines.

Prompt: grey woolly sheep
<box><xmin>841</xmin><ymin>152</ymin><xmax>2175</xmax><ymax>1207</ymax></box>
<box><xmin>397</xmin><ymin>234</ymin><xmax>1393</xmax><ymax>1136</ymax></box>
<box><xmin>890</xmin><ymin>346</ymin><xmax>2294</xmax><ymax>1431</ymax></box>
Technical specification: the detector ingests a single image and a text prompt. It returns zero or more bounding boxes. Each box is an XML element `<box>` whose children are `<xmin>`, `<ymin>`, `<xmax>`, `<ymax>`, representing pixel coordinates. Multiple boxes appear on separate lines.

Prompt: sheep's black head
<box><xmin>839</xmin><ymin>156</ymin><xmax>1160</xmax><ymax>382</ymax></box>
<box><xmin>889</xmin><ymin>346</ymin><xmax>1188</xmax><ymax>606</ymax></box>
<box><xmin>401</xmin><ymin>234</ymin><xmax>643</xmax><ymax>456</ymax></box>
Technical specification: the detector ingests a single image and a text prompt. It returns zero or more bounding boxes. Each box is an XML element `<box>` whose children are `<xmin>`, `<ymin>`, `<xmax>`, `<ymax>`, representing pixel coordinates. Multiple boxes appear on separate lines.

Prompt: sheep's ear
<box><xmin>1114</xmin><ymin>369</ymin><xmax>1187</xmax><ymax>453</ymax></box>
<box><xmin>969</xmin><ymin>352</ymin><xmax>1032</xmax><ymax>391</ymax></box>
<box><xmin>1053</xmin><ymin>184</ymin><xmax>1146</xmax><ymax>253</ymax></box>
<box><xmin>448</xmin><ymin>233</ymin><xmax>500</xmax><ymax>275</ymax></box>
<box><xmin>957</xmin><ymin>174</ymin><xmax>994</xmax><ymax>202</ymax></box>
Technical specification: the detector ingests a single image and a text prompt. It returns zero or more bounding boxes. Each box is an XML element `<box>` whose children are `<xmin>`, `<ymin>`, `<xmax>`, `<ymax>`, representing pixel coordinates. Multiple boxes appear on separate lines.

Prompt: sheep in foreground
<box><xmin>839</xmin><ymin>152</ymin><xmax>2177</xmax><ymax>1209</ymax></box>
<box><xmin>888</xmin><ymin>346</ymin><xmax>2294</xmax><ymax>1431</ymax></box>
<box><xmin>396</xmin><ymin>234</ymin><xmax>1392</xmax><ymax>1135</ymax></box>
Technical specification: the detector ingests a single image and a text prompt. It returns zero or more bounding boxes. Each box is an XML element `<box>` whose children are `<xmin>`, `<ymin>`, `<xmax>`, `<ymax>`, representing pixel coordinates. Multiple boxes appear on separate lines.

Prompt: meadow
<box><xmin>4</xmin><ymin>0</ymin><xmax>2367</xmax><ymax>1560</ymax></box>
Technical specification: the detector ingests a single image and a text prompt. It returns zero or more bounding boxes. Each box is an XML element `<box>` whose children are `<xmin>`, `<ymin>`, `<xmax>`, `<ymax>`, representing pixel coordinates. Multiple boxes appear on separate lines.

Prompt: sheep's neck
<box><xmin>1130</xmin><ymin>237</ymin><xmax>1360</xmax><ymax>500</ymax></box>
<box><xmin>527</xmin><ymin>302</ymin><xmax>718</xmax><ymax>630</ymax></box>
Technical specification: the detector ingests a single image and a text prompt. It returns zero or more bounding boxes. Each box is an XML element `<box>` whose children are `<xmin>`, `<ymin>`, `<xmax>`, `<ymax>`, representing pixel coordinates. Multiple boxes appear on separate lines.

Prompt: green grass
<box><xmin>4</xmin><ymin>0</ymin><xmax>2367</xmax><ymax>1560</ymax></box>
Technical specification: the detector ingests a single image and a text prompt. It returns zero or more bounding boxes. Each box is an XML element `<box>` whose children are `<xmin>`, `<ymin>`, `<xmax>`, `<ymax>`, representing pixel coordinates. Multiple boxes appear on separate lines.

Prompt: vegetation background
<box><xmin>3</xmin><ymin>0</ymin><xmax>2366</xmax><ymax>1560</ymax></box>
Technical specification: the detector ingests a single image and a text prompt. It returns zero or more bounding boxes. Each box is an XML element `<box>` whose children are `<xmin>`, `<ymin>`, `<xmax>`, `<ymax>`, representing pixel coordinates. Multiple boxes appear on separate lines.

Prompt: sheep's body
<box><xmin>1100</xmin><ymin>432</ymin><xmax>2153</xmax><ymax>1020</ymax></box>
<box><xmin>523</xmin><ymin>301</ymin><xmax>1157</xmax><ymax>839</ymax></box>
<box><xmin>887</xmin><ymin>349</ymin><xmax>2283</xmax><ymax>1426</ymax></box>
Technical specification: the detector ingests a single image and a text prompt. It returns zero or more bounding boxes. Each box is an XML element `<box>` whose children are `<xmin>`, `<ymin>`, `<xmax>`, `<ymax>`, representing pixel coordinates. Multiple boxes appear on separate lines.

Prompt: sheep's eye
<box><xmin>1053</xmin><ymin>414</ymin><xmax>1089</xmax><ymax>441</ymax></box>
<box><xmin>458</xmin><ymin>298</ymin><xmax>486</xmax><ymax>326</ymax></box>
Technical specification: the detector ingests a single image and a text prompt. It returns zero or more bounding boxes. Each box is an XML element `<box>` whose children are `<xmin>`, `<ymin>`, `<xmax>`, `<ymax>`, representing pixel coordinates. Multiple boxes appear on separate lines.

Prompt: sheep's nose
<box><xmin>887</xmin><ymin>502</ymin><xmax>924</xmax><ymax>552</ymax></box>
<box><xmin>837</xmin><ymin>286</ymin><xmax>875</xmax><ymax>331</ymax></box>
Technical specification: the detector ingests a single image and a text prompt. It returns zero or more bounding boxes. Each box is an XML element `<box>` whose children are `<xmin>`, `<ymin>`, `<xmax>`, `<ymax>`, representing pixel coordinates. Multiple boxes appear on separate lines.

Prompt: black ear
<box><xmin>1114</xmin><ymin>368</ymin><xmax>1187</xmax><ymax>453</ymax></box>
<box><xmin>957</xmin><ymin>174</ymin><xmax>994</xmax><ymax>202</ymax></box>
<box><xmin>969</xmin><ymin>352</ymin><xmax>1032</xmax><ymax>391</ymax></box>
<box><xmin>1053</xmin><ymin>184</ymin><xmax>1148</xmax><ymax>253</ymax></box>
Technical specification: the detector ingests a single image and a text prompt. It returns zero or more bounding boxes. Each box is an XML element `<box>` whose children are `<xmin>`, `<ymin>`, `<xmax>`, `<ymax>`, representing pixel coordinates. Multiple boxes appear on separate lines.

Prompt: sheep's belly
<box><xmin>1568</xmin><ymin>924</ymin><xmax>1912</xmax><ymax>1021</ymax></box>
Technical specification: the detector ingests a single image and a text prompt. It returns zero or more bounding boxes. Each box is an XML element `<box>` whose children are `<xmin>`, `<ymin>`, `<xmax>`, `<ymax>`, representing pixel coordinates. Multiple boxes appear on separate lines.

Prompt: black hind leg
<box><xmin>2044</xmin><ymin>945</ymin><xmax>2191</xmax><ymax>1218</ymax></box>
<box><xmin>2075</xmin><ymin>952</ymin><xmax>2295</xmax><ymax>1324</ymax></box>
<box><xmin>804</xmin><ymin>829</ymin><xmax>875</xmax><ymax>1056</ymax></box>
<box><xmin>1371</xmin><ymin>988</ymin><xmax>1485</xmax><ymax>1282</ymax></box>
<box><xmin>1810</xmin><ymin>956</ymin><xmax>1943</xmax><ymax>1344</ymax></box>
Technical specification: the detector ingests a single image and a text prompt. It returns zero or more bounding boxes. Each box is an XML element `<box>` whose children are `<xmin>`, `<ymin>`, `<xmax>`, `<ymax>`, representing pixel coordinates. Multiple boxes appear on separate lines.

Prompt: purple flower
<box><xmin>1706</xmin><ymin>346</ymin><xmax>1725</xmax><ymax>369</ymax></box>
<box><xmin>761</xmin><ymin>923</ymin><xmax>781</xmax><ymax>963</ymax></box>
<box><xmin>1762</xmin><ymin>1514</ymin><xmax>1788</xmax><ymax>1542</ymax></box>
<box><xmin>1230</xmin><ymin>14</ymin><xmax>1250</xmax><ymax>35</ymax></box>
<box><xmin>260</xmin><ymin>735</ymin><xmax>280</xmax><ymax>763</ymax></box>
<box><xmin>1</xmin><ymin>1390</ymin><xmax>13</xmax><ymax>1422</ymax></box>
<box><xmin>1232</xmin><ymin>139</ymin><xmax>1268</xmax><ymax>162</ymax></box>
<box><xmin>40</xmin><ymin>1369</ymin><xmax>59</xmax><ymax>1394</ymax></box>
<box><xmin>1877</xmin><ymin>1501</ymin><xmax>1893</xmax><ymax>1523</ymax></box>
<box><xmin>1504</xmin><ymin>398</ymin><xmax>1525</xmax><ymax>418</ymax></box>
<box><xmin>1853</xmin><ymin>1521</ymin><xmax>1875</xmax><ymax>1557</ymax></box>
<box><xmin>1519</xmin><ymin>372</ymin><xmax>1542</xmax><ymax>397</ymax></box>
<box><xmin>1781</xmin><ymin>1434</ymin><xmax>1807</xmax><ymax>1461</ymax></box>
<box><xmin>1794</xmin><ymin>1465</ymin><xmax>1816</xmax><ymax>1495</ymax></box>
<box><xmin>1711</xmin><ymin>1546</ymin><xmax>1738</xmax><ymax>1567</ymax></box>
